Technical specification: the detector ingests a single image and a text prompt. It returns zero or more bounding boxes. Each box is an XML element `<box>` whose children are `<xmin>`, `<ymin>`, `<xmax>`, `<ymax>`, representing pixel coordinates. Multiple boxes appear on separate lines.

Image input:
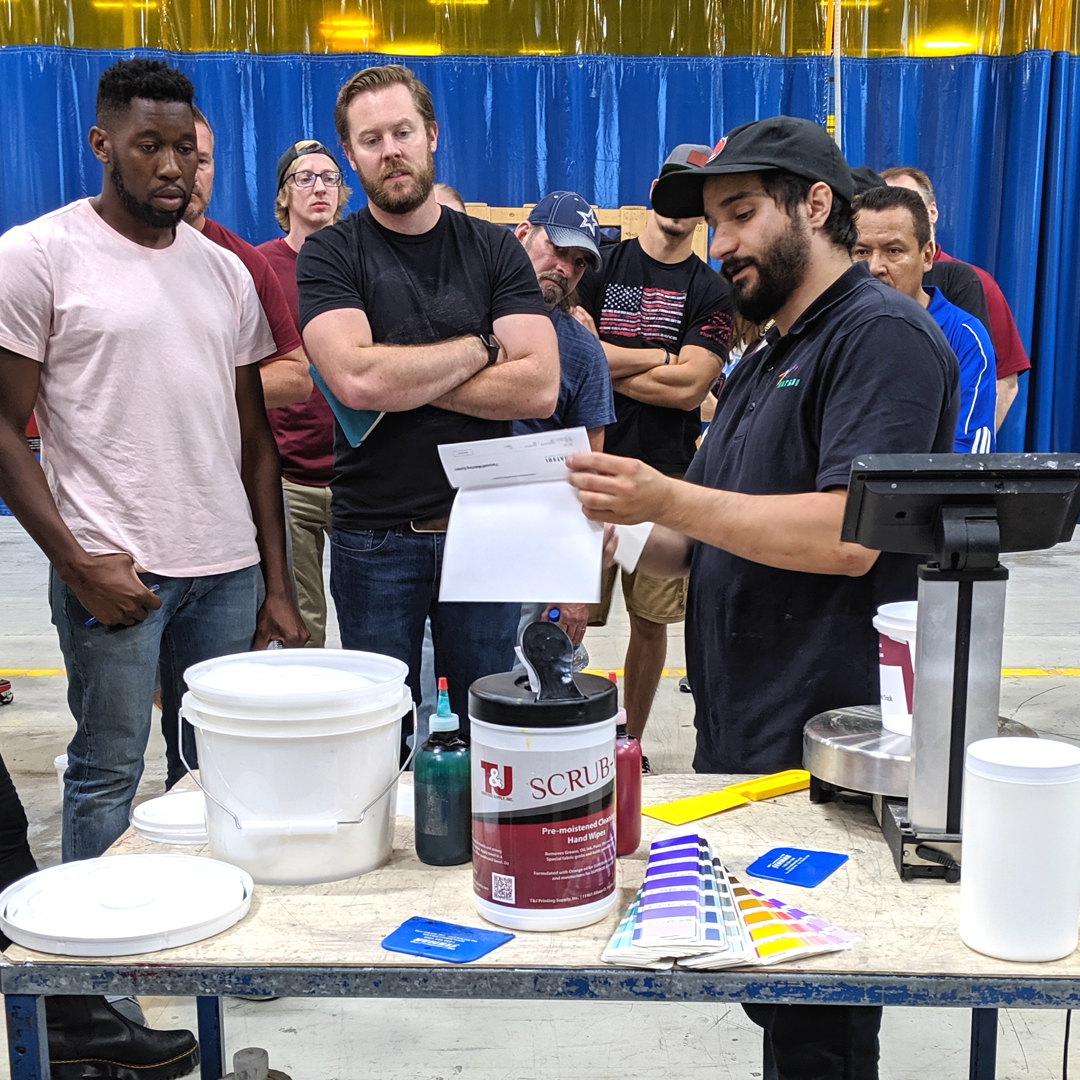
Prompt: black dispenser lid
<box><xmin>469</xmin><ymin>671</ymin><xmax>617</xmax><ymax>727</ymax></box>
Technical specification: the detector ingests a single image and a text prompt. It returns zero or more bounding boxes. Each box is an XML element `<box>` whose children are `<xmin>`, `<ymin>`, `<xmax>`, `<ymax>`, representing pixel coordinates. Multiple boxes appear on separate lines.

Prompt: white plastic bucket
<box><xmin>181</xmin><ymin>649</ymin><xmax>410</xmax><ymax>885</ymax></box>
<box><xmin>960</xmin><ymin>737</ymin><xmax>1080</xmax><ymax>962</ymax></box>
<box><xmin>872</xmin><ymin>601</ymin><xmax>917</xmax><ymax>736</ymax></box>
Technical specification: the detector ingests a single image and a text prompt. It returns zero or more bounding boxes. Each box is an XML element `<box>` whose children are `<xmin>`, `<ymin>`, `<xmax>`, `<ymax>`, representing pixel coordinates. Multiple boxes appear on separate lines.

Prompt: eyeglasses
<box><xmin>286</xmin><ymin>170</ymin><xmax>343</xmax><ymax>189</ymax></box>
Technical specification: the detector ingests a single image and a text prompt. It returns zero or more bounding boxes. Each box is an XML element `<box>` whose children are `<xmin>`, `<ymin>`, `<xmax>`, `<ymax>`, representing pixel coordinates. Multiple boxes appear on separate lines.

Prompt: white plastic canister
<box><xmin>182</xmin><ymin>649</ymin><xmax>410</xmax><ymax>886</ymax></box>
<box><xmin>872</xmin><ymin>601</ymin><xmax>917</xmax><ymax>736</ymax></box>
<box><xmin>469</xmin><ymin>671</ymin><xmax>618</xmax><ymax>932</ymax></box>
<box><xmin>960</xmin><ymin>737</ymin><xmax>1080</xmax><ymax>961</ymax></box>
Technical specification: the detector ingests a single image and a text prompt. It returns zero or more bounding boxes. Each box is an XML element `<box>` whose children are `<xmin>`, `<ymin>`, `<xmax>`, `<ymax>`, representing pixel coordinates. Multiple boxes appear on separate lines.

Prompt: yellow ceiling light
<box><xmin>319</xmin><ymin>15</ymin><xmax>375</xmax><ymax>49</ymax></box>
<box><xmin>380</xmin><ymin>42</ymin><xmax>443</xmax><ymax>55</ymax></box>
<box><xmin>919</xmin><ymin>38</ymin><xmax>976</xmax><ymax>52</ymax></box>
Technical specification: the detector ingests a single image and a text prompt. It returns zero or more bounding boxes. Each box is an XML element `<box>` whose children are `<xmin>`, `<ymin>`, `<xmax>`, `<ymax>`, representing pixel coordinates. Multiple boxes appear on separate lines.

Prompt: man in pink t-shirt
<box><xmin>257</xmin><ymin>139</ymin><xmax>350</xmax><ymax>646</ymax></box>
<box><xmin>0</xmin><ymin>59</ymin><xmax>308</xmax><ymax>867</ymax></box>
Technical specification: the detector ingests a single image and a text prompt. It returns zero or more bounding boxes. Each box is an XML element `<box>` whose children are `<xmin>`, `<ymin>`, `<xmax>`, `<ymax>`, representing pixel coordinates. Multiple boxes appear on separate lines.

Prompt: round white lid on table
<box><xmin>0</xmin><ymin>854</ymin><xmax>253</xmax><ymax>956</ymax></box>
<box><xmin>183</xmin><ymin>649</ymin><xmax>409</xmax><ymax>720</ymax></box>
<box><xmin>132</xmin><ymin>791</ymin><xmax>208</xmax><ymax>844</ymax></box>
<box><xmin>966</xmin><ymin>736</ymin><xmax>1080</xmax><ymax>785</ymax></box>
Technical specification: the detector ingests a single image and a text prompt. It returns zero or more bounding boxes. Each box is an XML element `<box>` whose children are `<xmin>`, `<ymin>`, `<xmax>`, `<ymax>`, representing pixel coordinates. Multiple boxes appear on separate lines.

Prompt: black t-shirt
<box><xmin>683</xmin><ymin>262</ymin><xmax>958</xmax><ymax>774</ymax></box>
<box><xmin>297</xmin><ymin>207</ymin><xmax>547</xmax><ymax>529</ymax></box>
<box><xmin>924</xmin><ymin>259</ymin><xmax>991</xmax><ymax>331</ymax></box>
<box><xmin>576</xmin><ymin>238</ymin><xmax>733</xmax><ymax>473</ymax></box>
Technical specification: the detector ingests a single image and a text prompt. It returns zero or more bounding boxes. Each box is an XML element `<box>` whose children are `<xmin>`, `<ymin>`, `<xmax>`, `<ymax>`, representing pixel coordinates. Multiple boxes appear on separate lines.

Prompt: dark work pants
<box><xmin>743</xmin><ymin>1003</ymin><xmax>882</xmax><ymax>1080</ymax></box>
<box><xmin>0</xmin><ymin>748</ymin><xmax>38</xmax><ymax>949</ymax></box>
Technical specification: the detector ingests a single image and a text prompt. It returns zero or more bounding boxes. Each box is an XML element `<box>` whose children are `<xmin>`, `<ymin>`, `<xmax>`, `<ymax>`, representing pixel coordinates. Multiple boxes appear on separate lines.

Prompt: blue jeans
<box><xmin>50</xmin><ymin>564</ymin><xmax>259</xmax><ymax>861</ymax></box>
<box><xmin>330</xmin><ymin>526</ymin><xmax>518</xmax><ymax>736</ymax></box>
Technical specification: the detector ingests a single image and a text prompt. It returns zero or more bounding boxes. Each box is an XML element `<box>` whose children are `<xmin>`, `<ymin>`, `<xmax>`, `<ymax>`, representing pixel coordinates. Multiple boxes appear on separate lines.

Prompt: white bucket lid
<box><xmin>966</xmin><ymin>737</ymin><xmax>1080</xmax><ymax>785</ymax></box>
<box><xmin>183</xmin><ymin>649</ymin><xmax>408</xmax><ymax>720</ymax></box>
<box><xmin>0</xmin><ymin>854</ymin><xmax>253</xmax><ymax>956</ymax></box>
<box><xmin>873</xmin><ymin>600</ymin><xmax>918</xmax><ymax>636</ymax></box>
<box><xmin>132</xmin><ymin>791</ymin><xmax>208</xmax><ymax>845</ymax></box>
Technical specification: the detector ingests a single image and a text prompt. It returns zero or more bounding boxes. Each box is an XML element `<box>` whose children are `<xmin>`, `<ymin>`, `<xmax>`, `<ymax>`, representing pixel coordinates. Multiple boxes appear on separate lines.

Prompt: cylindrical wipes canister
<box><xmin>960</xmin><ymin>737</ymin><xmax>1080</xmax><ymax>961</ymax></box>
<box><xmin>469</xmin><ymin>671</ymin><xmax>618</xmax><ymax>932</ymax></box>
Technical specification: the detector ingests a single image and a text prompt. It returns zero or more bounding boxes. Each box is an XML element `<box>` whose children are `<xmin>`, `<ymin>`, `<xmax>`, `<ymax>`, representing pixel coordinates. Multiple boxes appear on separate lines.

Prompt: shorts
<box><xmin>589</xmin><ymin>563</ymin><xmax>687</xmax><ymax>626</ymax></box>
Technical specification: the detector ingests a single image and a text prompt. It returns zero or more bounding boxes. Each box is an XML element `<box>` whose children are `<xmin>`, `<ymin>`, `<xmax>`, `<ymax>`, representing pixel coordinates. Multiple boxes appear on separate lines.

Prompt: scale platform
<box><xmin>804</xmin><ymin>705</ymin><xmax>1037</xmax><ymax>880</ymax></box>
<box><xmin>804</xmin><ymin>705</ymin><xmax>1036</xmax><ymax>802</ymax></box>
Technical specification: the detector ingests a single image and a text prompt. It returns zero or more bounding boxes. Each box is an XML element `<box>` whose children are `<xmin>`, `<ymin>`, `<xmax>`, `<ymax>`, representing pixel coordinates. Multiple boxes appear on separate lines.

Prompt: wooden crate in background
<box><xmin>464</xmin><ymin>203</ymin><xmax>709</xmax><ymax>262</ymax></box>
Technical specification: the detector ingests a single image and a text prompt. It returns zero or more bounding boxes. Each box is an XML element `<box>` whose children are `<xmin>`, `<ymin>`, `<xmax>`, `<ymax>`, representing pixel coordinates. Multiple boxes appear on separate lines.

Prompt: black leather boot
<box><xmin>46</xmin><ymin>996</ymin><xmax>199</xmax><ymax>1080</ymax></box>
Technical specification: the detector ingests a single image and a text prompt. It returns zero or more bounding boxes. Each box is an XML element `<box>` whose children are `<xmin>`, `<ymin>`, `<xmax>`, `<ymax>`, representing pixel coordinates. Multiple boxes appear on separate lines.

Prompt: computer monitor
<box><xmin>842</xmin><ymin>453</ymin><xmax>1080</xmax><ymax>559</ymax></box>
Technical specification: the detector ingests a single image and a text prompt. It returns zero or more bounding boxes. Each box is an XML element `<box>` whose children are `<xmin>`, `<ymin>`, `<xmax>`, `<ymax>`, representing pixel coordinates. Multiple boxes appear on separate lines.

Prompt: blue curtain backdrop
<box><xmin>0</xmin><ymin>46</ymin><xmax>1076</xmax><ymax>453</ymax></box>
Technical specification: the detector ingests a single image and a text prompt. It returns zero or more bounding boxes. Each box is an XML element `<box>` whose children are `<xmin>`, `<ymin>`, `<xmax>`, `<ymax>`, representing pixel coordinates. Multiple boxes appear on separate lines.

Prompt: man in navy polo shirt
<box><xmin>568</xmin><ymin>117</ymin><xmax>958</xmax><ymax>1080</ymax></box>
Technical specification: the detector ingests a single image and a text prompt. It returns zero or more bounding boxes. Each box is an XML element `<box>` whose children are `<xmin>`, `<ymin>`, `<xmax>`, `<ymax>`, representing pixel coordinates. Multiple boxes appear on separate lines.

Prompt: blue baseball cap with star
<box><xmin>527</xmin><ymin>191</ymin><xmax>602</xmax><ymax>271</ymax></box>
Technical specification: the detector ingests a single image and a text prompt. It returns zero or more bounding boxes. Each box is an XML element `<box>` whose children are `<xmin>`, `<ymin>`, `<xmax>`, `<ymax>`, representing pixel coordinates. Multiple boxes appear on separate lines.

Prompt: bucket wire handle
<box><xmin>177</xmin><ymin>696</ymin><xmax>417</xmax><ymax>833</ymax></box>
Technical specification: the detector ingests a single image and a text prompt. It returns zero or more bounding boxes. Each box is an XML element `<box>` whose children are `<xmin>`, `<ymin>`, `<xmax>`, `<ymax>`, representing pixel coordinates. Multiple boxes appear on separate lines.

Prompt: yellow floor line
<box><xmin>3</xmin><ymin>667</ymin><xmax>1080</xmax><ymax>680</ymax></box>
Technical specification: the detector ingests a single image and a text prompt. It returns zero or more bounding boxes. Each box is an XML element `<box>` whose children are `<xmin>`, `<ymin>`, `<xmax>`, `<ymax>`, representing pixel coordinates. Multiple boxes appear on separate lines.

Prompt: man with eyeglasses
<box><xmin>257</xmin><ymin>140</ymin><xmax>352</xmax><ymax>648</ymax></box>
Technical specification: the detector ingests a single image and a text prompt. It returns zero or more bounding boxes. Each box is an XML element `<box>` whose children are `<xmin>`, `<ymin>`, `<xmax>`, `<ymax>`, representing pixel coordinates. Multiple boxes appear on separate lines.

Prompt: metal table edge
<box><xmin>5</xmin><ymin>964</ymin><xmax>1080</xmax><ymax>1008</ymax></box>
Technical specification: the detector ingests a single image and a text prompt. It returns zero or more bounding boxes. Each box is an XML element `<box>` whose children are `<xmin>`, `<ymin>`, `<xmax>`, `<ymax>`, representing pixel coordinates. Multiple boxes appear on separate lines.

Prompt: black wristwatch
<box><xmin>477</xmin><ymin>333</ymin><xmax>500</xmax><ymax>367</ymax></box>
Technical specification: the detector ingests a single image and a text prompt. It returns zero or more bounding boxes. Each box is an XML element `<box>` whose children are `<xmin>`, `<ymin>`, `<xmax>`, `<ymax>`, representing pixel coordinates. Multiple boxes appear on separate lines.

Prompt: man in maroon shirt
<box><xmin>881</xmin><ymin>166</ymin><xmax>1031</xmax><ymax>431</ymax></box>
<box><xmin>257</xmin><ymin>140</ymin><xmax>351</xmax><ymax>647</ymax></box>
<box><xmin>184</xmin><ymin>107</ymin><xmax>311</xmax><ymax>409</ymax></box>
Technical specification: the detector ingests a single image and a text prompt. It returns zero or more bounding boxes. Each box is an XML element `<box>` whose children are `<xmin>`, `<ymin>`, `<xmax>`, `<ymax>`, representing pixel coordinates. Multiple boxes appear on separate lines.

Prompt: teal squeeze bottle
<box><xmin>414</xmin><ymin>677</ymin><xmax>472</xmax><ymax>866</ymax></box>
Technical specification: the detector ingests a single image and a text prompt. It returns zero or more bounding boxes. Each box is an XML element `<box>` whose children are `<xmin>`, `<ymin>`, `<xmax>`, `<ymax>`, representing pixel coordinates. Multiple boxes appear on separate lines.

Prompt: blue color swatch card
<box><xmin>381</xmin><ymin>917</ymin><xmax>514</xmax><ymax>964</ymax></box>
<box><xmin>745</xmin><ymin>848</ymin><xmax>848</xmax><ymax>888</ymax></box>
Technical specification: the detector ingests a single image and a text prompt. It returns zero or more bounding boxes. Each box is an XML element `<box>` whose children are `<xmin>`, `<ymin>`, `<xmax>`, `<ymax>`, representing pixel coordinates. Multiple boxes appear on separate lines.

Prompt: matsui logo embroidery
<box><xmin>775</xmin><ymin>363</ymin><xmax>801</xmax><ymax>389</ymax></box>
<box><xmin>481</xmin><ymin>761</ymin><xmax>514</xmax><ymax>798</ymax></box>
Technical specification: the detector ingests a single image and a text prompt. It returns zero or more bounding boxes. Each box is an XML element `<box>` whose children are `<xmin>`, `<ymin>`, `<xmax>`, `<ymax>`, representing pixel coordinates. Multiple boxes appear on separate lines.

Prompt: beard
<box><xmin>721</xmin><ymin>214</ymin><xmax>810</xmax><ymax>325</ymax></box>
<box><xmin>655</xmin><ymin>216</ymin><xmax>696</xmax><ymax>240</ymax></box>
<box><xmin>359</xmin><ymin>152</ymin><xmax>435</xmax><ymax>215</ymax></box>
<box><xmin>537</xmin><ymin>270</ymin><xmax>570</xmax><ymax>310</ymax></box>
<box><xmin>110</xmin><ymin>160</ymin><xmax>188</xmax><ymax>229</ymax></box>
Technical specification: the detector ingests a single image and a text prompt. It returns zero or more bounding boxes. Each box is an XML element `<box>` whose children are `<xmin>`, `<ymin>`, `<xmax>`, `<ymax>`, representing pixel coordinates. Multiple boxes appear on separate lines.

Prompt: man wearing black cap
<box><xmin>257</xmin><ymin>139</ymin><xmax>352</xmax><ymax>647</ymax></box>
<box><xmin>297</xmin><ymin>63</ymin><xmax>559</xmax><ymax>727</ymax></box>
<box><xmin>573</xmin><ymin>145</ymin><xmax>734</xmax><ymax>766</ymax></box>
<box><xmin>568</xmin><ymin>115</ymin><xmax>958</xmax><ymax>1080</ymax></box>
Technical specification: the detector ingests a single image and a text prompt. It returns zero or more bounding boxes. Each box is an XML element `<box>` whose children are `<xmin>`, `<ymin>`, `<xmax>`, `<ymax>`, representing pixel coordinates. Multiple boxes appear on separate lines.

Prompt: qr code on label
<box><xmin>492</xmin><ymin>872</ymin><xmax>516</xmax><ymax>903</ymax></box>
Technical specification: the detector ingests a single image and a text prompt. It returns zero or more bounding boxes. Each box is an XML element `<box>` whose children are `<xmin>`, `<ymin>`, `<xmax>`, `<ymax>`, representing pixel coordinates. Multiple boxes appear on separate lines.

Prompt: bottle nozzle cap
<box><xmin>429</xmin><ymin>711</ymin><xmax>460</xmax><ymax>732</ymax></box>
<box><xmin>437</xmin><ymin>676</ymin><xmax>448</xmax><ymax>691</ymax></box>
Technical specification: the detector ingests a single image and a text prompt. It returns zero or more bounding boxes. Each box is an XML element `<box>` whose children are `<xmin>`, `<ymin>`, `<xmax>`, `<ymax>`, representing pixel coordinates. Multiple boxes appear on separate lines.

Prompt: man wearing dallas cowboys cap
<box><xmin>568</xmin><ymin>115</ymin><xmax>958</xmax><ymax>1080</ymax></box>
<box><xmin>511</xmin><ymin>191</ymin><xmax>616</xmax><ymax>651</ymax></box>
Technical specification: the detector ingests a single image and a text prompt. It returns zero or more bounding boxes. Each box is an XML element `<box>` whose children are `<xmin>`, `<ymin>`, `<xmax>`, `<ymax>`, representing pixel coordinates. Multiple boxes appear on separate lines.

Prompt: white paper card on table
<box><xmin>438</xmin><ymin>427</ymin><xmax>602</xmax><ymax>603</ymax></box>
<box><xmin>613</xmin><ymin>522</ymin><xmax>654</xmax><ymax>573</ymax></box>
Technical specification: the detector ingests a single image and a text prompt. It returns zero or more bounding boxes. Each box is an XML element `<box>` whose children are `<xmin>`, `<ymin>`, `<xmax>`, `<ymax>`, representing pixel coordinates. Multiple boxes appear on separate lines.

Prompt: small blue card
<box><xmin>381</xmin><ymin>917</ymin><xmax>515</xmax><ymax>963</ymax></box>
<box><xmin>745</xmin><ymin>847</ymin><xmax>848</xmax><ymax>888</ymax></box>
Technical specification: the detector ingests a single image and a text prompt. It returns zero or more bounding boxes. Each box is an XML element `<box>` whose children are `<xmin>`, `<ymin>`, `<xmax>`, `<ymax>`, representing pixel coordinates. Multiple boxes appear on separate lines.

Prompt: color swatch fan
<box><xmin>602</xmin><ymin>828</ymin><xmax>858</xmax><ymax>970</ymax></box>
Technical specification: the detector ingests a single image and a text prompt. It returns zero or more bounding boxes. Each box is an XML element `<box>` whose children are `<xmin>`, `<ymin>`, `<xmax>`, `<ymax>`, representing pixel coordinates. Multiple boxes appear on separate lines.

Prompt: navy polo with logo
<box><xmin>683</xmin><ymin>261</ymin><xmax>959</xmax><ymax>774</ymax></box>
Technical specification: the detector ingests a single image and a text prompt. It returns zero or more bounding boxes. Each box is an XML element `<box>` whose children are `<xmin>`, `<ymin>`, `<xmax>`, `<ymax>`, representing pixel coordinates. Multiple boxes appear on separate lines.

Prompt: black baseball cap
<box><xmin>651</xmin><ymin>116</ymin><xmax>855</xmax><ymax>219</ymax></box>
<box><xmin>276</xmin><ymin>140</ymin><xmax>342</xmax><ymax>191</ymax></box>
<box><xmin>851</xmin><ymin>165</ymin><xmax>887</xmax><ymax>196</ymax></box>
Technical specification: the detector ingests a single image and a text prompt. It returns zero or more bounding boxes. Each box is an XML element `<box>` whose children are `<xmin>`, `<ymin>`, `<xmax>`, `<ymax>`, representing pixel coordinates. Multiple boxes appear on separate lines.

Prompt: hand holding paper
<box><xmin>438</xmin><ymin>428</ymin><xmax>603</xmax><ymax>603</ymax></box>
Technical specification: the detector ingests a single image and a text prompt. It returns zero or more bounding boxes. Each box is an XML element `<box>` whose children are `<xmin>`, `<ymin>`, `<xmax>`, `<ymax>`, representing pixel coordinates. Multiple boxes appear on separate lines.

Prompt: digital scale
<box><xmin>803</xmin><ymin>454</ymin><xmax>1080</xmax><ymax>882</ymax></box>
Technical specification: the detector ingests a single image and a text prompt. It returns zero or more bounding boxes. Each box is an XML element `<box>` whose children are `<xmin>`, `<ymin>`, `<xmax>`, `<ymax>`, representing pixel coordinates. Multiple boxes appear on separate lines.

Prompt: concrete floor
<box><xmin>3</xmin><ymin>515</ymin><xmax>1080</xmax><ymax>1078</ymax></box>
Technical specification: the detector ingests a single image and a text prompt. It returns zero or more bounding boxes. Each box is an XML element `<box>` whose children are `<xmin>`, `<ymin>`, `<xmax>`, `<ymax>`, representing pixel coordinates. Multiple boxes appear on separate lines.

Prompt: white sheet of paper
<box><xmin>438</xmin><ymin>428</ymin><xmax>602</xmax><ymax>603</ymax></box>
<box><xmin>613</xmin><ymin>522</ymin><xmax>654</xmax><ymax>573</ymax></box>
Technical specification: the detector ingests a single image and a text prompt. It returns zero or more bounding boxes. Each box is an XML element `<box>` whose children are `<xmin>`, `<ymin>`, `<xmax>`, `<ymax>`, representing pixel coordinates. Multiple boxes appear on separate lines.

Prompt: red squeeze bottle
<box><xmin>610</xmin><ymin>671</ymin><xmax>642</xmax><ymax>856</ymax></box>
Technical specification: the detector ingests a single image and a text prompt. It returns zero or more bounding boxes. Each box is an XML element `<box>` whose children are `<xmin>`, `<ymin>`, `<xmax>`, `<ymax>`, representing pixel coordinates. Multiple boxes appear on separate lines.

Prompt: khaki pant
<box><xmin>282</xmin><ymin>478</ymin><xmax>332</xmax><ymax>647</ymax></box>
